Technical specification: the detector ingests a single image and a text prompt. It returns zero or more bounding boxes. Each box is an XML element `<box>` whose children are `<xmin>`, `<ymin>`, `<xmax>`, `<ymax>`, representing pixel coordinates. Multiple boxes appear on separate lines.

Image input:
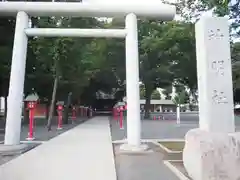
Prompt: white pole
<box><xmin>159</xmin><ymin>105</ymin><xmax>162</xmax><ymax>112</ymax></box>
<box><xmin>176</xmin><ymin>105</ymin><xmax>180</xmax><ymax>124</ymax></box>
<box><xmin>125</xmin><ymin>13</ymin><xmax>141</xmax><ymax>147</ymax></box>
<box><xmin>4</xmin><ymin>11</ymin><xmax>29</xmax><ymax>145</ymax></box>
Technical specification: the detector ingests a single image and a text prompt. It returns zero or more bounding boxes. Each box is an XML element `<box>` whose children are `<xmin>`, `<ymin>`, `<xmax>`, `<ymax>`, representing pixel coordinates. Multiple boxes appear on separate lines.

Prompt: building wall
<box><xmin>140</xmin><ymin>104</ymin><xmax>176</xmax><ymax>112</ymax></box>
<box><xmin>34</xmin><ymin>104</ymin><xmax>47</xmax><ymax>117</ymax></box>
<box><xmin>161</xmin><ymin>105</ymin><xmax>177</xmax><ymax>112</ymax></box>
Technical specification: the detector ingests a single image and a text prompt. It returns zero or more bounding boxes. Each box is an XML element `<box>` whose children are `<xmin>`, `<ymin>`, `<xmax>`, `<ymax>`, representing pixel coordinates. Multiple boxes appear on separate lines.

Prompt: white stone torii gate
<box><xmin>0</xmin><ymin>2</ymin><xmax>176</xmax><ymax>150</ymax></box>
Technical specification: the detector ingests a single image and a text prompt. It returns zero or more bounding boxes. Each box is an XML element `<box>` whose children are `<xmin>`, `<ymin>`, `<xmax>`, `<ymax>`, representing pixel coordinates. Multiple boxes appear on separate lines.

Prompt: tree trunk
<box><xmin>47</xmin><ymin>76</ymin><xmax>58</xmax><ymax>131</ymax></box>
<box><xmin>144</xmin><ymin>86</ymin><xmax>153</xmax><ymax>119</ymax></box>
<box><xmin>45</xmin><ymin>100</ymin><xmax>50</xmax><ymax>120</ymax></box>
<box><xmin>23</xmin><ymin>102</ymin><xmax>29</xmax><ymax>124</ymax></box>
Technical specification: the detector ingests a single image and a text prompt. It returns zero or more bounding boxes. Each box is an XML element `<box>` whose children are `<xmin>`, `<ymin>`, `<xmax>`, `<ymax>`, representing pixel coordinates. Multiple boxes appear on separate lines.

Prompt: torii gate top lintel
<box><xmin>0</xmin><ymin>2</ymin><xmax>176</xmax><ymax>20</ymax></box>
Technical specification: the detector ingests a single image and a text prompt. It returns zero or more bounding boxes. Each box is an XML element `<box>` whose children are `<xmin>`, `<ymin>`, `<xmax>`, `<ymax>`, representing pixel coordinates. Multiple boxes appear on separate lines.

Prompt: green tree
<box><xmin>140</xmin><ymin>85</ymin><xmax>161</xmax><ymax>99</ymax></box>
<box><xmin>140</xmin><ymin>85</ymin><xmax>145</xmax><ymax>99</ymax></box>
<box><xmin>151</xmin><ymin>90</ymin><xmax>161</xmax><ymax>100</ymax></box>
<box><xmin>78</xmin><ymin>36</ymin><xmax>126</xmax><ymax>105</ymax></box>
<box><xmin>232</xmin><ymin>42</ymin><xmax>240</xmax><ymax>90</ymax></box>
<box><xmin>232</xmin><ymin>42</ymin><xmax>240</xmax><ymax>103</ymax></box>
<box><xmin>138</xmin><ymin>20</ymin><xmax>176</xmax><ymax>118</ymax></box>
<box><xmin>29</xmin><ymin>16</ymin><xmax>101</xmax><ymax>129</ymax></box>
<box><xmin>138</xmin><ymin>20</ymin><xmax>197</xmax><ymax>118</ymax></box>
<box><xmin>172</xmin><ymin>90</ymin><xmax>189</xmax><ymax>106</ymax></box>
<box><xmin>0</xmin><ymin>15</ymin><xmax>201</xmax><ymax>124</ymax></box>
<box><xmin>169</xmin><ymin>22</ymin><xmax>197</xmax><ymax>102</ymax></box>
<box><xmin>162</xmin><ymin>86</ymin><xmax>172</xmax><ymax>100</ymax></box>
<box><xmin>0</xmin><ymin>17</ymin><xmax>15</xmax><ymax>120</ymax></box>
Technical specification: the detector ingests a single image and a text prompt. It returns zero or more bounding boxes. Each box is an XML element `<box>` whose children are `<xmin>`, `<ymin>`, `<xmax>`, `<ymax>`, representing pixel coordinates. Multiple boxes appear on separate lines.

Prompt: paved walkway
<box><xmin>0</xmin><ymin>117</ymin><xmax>117</xmax><ymax>180</ymax></box>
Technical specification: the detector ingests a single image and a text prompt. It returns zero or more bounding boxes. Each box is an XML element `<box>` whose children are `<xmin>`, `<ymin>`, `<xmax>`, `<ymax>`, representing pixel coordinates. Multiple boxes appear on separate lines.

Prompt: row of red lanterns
<box><xmin>26</xmin><ymin>101</ymin><xmax>92</xmax><ymax>141</ymax></box>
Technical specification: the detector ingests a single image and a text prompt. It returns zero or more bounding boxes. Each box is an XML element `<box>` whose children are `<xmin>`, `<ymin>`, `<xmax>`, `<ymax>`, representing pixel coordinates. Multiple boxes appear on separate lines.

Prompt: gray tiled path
<box><xmin>0</xmin><ymin>117</ymin><xmax>117</xmax><ymax>180</ymax></box>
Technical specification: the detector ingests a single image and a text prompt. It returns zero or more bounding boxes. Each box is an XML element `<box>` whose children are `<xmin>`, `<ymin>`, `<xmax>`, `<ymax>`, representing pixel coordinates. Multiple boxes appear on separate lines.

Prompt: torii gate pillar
<box><xmin>123</xmin><ymin>13</ymin><xmax>142</xmax><ymax>149</ymax></box>
<box><xmin>4</xmin><ymin>11</ymin><xmax>29</xmax><ymax>145</ymax></box>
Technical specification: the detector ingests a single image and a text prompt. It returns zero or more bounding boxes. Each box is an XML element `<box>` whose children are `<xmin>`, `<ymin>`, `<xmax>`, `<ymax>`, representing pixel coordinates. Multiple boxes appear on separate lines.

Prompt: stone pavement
<box><xmin>0</xmin><ymin>117</ymin><xmax>89</xmax><ymax>165</ymax></box>
<box><xmin>110</xmin><ymin>116</ymin><xmax>240</xmax><ymax>180</ymax></box>
<box><xmin>110</xmin><ymin>118</ymin><xmax>187</xmax><ymax>180</ymax></box>
<box><xmin>0</xmin><ymin>116</ymin><xmax>117</xmax><ymax>180</ymax></box>
<box><xmin>114</xmin><ymin>143</ymin><xmax>180</xmax><ymax>180</ymax></box>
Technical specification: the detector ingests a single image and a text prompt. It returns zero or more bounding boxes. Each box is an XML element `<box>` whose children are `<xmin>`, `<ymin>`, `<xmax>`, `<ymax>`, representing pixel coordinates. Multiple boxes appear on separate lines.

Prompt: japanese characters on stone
<box><xmin>208</xmin><ymin>28</ymin><xmax>228</xmax><ymax>105</ymax></box>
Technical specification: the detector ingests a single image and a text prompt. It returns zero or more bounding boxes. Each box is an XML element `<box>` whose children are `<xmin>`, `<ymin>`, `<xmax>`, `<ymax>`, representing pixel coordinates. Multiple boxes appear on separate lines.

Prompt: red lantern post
<box><xmin>119</xmin><ymin>106</ymin><xmax>124</xmax><ymax>129</ymax></box>
<box><xmin>72</xmin><ymin>106</ymin><xmax>77</xmax><ymax>123</ymax></box>
<box><xmin>26</xmin><ymin>101</ymin><xmax>37</xmax><ymax>141</ymax></box>
<box><xmin>57</xmin><ymin>105</ymin><xmax>63</xmax><ymax>130</ymax></box>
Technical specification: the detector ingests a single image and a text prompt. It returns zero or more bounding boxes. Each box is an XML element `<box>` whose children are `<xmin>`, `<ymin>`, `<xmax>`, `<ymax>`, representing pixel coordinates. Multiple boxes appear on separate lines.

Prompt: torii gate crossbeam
<box><xmin>0</xmin><ymin>2</ymin><xmax>175</xmax><ymax>19</ymax></box>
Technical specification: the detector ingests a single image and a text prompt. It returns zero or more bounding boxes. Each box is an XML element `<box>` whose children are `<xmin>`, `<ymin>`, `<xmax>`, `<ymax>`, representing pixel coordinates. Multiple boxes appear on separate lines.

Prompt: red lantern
<box><xmin>72</xmin><ymin>106</ymin><xmax>77</xmax><ymax>121</ymax></box>
<box><xmin>57</xmin><ymin>105</ymin><xmax>63</xmax><ymax>130</ymax></box>
<box><xmin>119</xmin><ymin>106</ymin><xmax>124</xmax><ymax>129</ymax></box>
<box><xmin>26</xmin><ymin>101</ymin><xmax>37</xmax><ymax>141</ymax></box>
<box><xmin>27</xmin><ymin>101</ymin><xmax>36</xmax><ymax>109</ymax></box>
<box><xmin>57</xmin><ymin>105</ymin><xmax>63</xmax><ymax>111</ymax></box>
<box><xmin>120</xmin><ymin>106</ymin><xmax>124</xmax><ymax>111</ymax></box>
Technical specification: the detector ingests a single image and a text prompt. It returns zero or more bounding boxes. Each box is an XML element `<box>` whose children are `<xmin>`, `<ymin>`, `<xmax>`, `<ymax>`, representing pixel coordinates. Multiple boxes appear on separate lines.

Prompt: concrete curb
<box><xmin>20</xmin><ymin>140</ymin><xmax>47</xmax><ymax>144</ymax></box>
<box><xmin>0</xmin><ymin>143</ymin><xmax>39</xmax><ymax>156</ymax></box>
<box><xmin>163</xmin><ymin>160</ymin><xmax>190</xmax><ymax>180</ymax></box>
<box><xmin>151</xmin><ymin>141</ymin><xmax>183</xmax><ymax>153</ymax></box>
<box><xmin>0</xmin><ymin>141</ymin><xmax>46</xmax><ymax>144</ymax></box>
<box><xmin>108</xmin><ymin>119</ymin><xmax>118</xmax><ymax>179</ymax></box>
<box><xmin>112</xmin><ymin>138</ymin><xmax>184</xmax><ymax>144</ymax></box>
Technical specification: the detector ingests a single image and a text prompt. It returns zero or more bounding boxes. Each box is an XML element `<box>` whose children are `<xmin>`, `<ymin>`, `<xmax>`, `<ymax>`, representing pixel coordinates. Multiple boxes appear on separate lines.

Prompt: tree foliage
<box><xmin>139</xmin><ymin>85</ymin><xmax>161</xmax><ymax>99</ymax></box>
<box><xmin>162</xmin><ymin>86</ymin><xmax>172</xmax><ymax>100</ymax></box>
<box><xmin>0</xmin><ymin>8</ymin><xmax>200</xmax><ymax>122</ymax></box>
<box><xmin>172</xmin><ymin>85</ymin><xmax>190</xmax><ymax>105</ymax></box>
<box><xmin>151</xmin><ymin>90</ymin><xmax>161</xmax><ymax>100</ymax></box>
<box><xmin>0</xmin><ymin>18</ymin><xmax>15</xmax><ymax>98</ymax></box>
